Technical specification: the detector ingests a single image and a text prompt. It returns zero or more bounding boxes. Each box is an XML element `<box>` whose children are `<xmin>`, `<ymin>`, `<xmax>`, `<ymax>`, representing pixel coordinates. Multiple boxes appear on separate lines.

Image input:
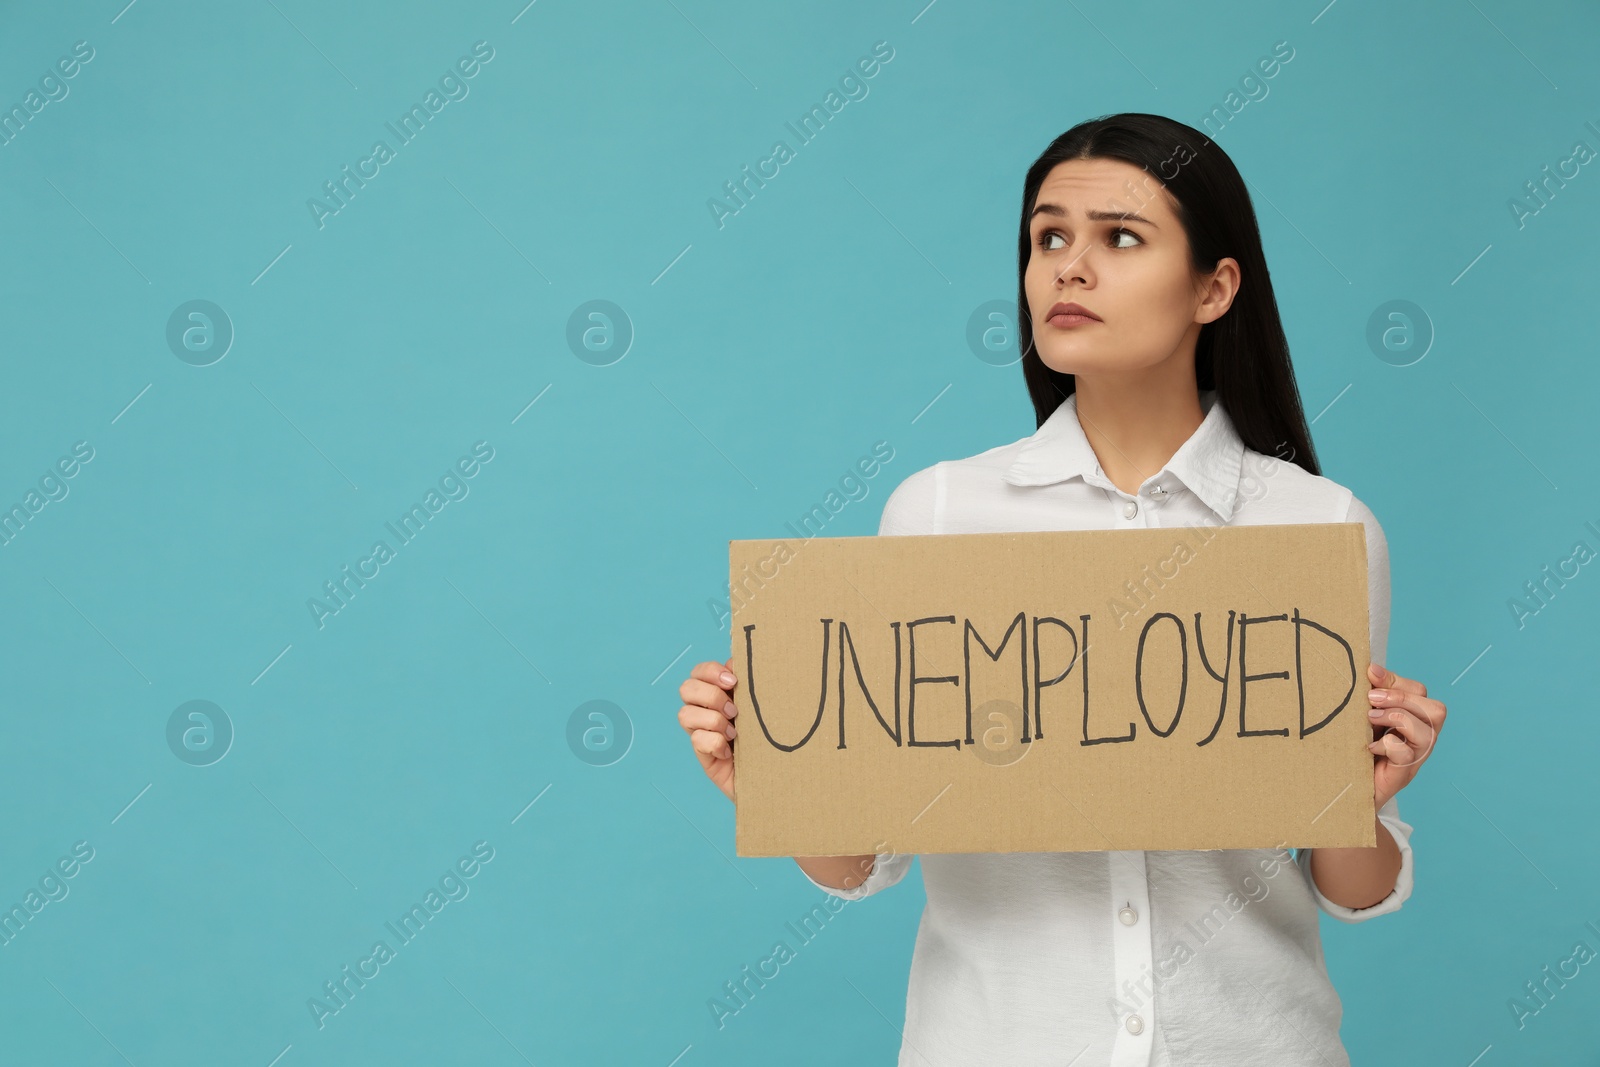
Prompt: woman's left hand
<box><xmin>1366</xmin><ymin>662</ymin><xmax>1447</xmax><ymax>809</ymax></box>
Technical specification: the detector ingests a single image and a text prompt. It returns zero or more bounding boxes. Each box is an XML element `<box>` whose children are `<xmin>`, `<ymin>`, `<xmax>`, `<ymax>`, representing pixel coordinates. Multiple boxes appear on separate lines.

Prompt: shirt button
<box><xmin>1119</xmin><ymin>906</ymin><xmax>1139</xmax><ymax>925</ymax></box>
<box><xmin>1122</xmin><ymin>500</ymin><xmax>1138</xmax><ymax>519</ymax></box>
<box><xmin>1125</xmin><ymin>1014</ymin><xmax>1145</xmax><ymax>1035</ymax></box>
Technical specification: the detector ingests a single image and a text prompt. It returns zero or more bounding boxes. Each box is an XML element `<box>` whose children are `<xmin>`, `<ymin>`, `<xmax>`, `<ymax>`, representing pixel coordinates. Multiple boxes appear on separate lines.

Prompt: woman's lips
<box><xmin>1047</xmin><ymin>313</ymin><xmax>1100</xmax><ymax>328</ymax></box>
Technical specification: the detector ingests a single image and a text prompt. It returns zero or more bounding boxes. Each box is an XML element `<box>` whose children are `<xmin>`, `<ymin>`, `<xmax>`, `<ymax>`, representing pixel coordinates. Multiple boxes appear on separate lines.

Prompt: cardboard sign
<box><xmin>729</xmin><ymin>522</ymin><xmax>1375</xmax><ymax>858</ymax></box>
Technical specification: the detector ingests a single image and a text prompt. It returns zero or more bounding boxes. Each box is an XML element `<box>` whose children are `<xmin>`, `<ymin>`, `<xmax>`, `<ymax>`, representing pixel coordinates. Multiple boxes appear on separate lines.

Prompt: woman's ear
<box><xmin>1196</xmin><ymin>257</ymin><xmax>1241</xmax><ymax>324</ymax></box>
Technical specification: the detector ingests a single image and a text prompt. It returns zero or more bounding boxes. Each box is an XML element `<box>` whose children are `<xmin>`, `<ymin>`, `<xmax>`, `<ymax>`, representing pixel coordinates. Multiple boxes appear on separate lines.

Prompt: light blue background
<box><xmin>1</xmin><ymin>0</ymin><xmax>1596</xmax><ymax>1063</ymax></box>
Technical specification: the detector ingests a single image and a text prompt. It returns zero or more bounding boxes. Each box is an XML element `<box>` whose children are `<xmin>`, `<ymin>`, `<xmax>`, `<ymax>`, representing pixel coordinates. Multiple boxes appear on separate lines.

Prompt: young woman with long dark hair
<box><xmin>677</xmin><ymin>113</ymin><xmax>1446</xmax><ymax>1065</ymax></box>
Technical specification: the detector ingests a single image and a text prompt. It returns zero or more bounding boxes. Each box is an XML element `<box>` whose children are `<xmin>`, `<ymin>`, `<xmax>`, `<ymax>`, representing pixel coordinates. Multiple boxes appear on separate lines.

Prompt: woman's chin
<box><xmin>1036</xmin><ymin>350</ymin><xmax>1105</xmax><ymax>376</ymax></box>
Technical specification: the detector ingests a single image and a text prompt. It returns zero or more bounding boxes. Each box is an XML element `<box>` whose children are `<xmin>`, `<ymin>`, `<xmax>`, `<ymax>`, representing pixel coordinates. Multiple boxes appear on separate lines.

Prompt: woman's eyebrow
<box><xmin>1030</xmin><ymin>203</ymin><xmax>1159</xmax><ymax>227</ymax></box>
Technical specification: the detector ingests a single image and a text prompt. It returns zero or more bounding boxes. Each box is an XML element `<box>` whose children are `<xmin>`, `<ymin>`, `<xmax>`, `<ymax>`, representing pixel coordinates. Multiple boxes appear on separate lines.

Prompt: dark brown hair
<box><xmin>1017</xmin><ymin>112</ymin><xmax>1319</xmax><ymax>475</ymax></box>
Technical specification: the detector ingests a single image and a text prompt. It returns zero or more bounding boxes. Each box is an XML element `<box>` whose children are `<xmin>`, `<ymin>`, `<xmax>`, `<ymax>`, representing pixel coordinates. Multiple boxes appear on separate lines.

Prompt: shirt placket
<box><xmin>1107</xmin><ymin>850</ymin><xmax>1156</xmax><ymax>1066</ymax></box>
<box><xmin>1096</xmin><ymin>468</ymin><xmax>1162</xmax><ymax>1065</ymax></box>
<box><xmin>1097</xmin><ymin>466</ymin><xmax>1170</xmax><ymax>530</ymax></box>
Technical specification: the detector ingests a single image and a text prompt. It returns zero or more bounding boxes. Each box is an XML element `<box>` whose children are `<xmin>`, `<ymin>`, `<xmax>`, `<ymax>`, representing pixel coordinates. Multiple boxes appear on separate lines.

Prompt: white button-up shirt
<box><xmin>801</xmin><ymin>389</ymin><xmax>1414</xmax><ymax>1066</ymax></box>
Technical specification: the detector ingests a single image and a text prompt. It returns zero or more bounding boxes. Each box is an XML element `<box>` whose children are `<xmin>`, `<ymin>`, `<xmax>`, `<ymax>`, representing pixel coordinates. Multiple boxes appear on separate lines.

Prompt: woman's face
<box><xmin>1024</xmin><ymin>157</ymin><xmax>1236</xmax><ymax>380</ymax></box>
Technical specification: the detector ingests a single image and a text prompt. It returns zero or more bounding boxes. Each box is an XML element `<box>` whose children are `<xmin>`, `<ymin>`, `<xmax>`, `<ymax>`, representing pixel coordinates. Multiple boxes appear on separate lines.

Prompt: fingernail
<box><xmin>726</xmin><ymin>724</ymin><xmax>738</xmax><ymax>739</ymax></box>
<box><xmin>724</xmin><ymin>701</ymin><xmax>737</xmax><ymax>719</ymax></box>
<box><xmin>1368</xmin><ymin>707</ymin><xmax>1385</xmax><ymax>718</ymax></box>
<box><xmin>720</xmin><ymin>672</ymin><xmax>736</xmax><ymax>687</ymax></box>
<box><xmin>1369</xmin><ymin>688</ymin><xmax>1388</xmax><ymax>700</ymax></box>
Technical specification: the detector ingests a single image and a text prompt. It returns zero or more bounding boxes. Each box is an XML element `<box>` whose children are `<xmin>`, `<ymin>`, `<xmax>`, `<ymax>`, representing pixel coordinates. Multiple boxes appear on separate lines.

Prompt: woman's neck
<box><xmin>1073</xmin><ymin>376</ymin><xmax>1206</xmax><ymax>497</ymax></box>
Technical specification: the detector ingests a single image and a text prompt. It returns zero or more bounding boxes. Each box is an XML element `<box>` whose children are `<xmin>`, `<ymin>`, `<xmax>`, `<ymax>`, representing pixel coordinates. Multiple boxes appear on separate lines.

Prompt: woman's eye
<box><xmin>1036</xmin><ymin>228</ymin><xmax>1141</xmax><ymax>251</ymax></box>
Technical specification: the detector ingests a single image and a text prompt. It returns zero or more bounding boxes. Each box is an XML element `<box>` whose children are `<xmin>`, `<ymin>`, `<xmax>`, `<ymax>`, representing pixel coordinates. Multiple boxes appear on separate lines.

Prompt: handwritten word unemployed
<box><xmin>739</xmin><ymin>606</ymin><xmax>1359</xmax><ymax>752</ymax></box>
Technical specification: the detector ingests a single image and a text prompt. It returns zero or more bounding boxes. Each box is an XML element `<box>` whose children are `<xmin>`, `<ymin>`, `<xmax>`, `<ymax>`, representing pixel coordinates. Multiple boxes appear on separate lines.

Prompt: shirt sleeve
<box><xmin>1293</xmin><ymin>493</ymin><xmax>1415</xmax><ymax>923</ymax></box>
<box><xmin>797</xmin><ymin>851</ymin><xmax>915</xmax><ymax>901</ymax></box>
<box><xmin>1296</xmin><ymin>794</ymin><xmax>1415</xmax><ymax>922</ymax></box>
<box><xmin>790</xmin><ymin>466</ymin><xmax>940</xmax><ymax>901</ymax></box>
<box><xmin>876</xmin><ymin>462</ymin><xmax>940</xmax><ymax>537</ymax></box>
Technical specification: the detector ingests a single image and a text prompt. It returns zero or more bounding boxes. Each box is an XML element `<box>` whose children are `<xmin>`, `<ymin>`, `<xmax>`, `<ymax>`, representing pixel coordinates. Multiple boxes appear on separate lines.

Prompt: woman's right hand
<box><xmin>677</xmin><ymin>657</ymin><xmax>740</xmax><ymax>803</ymax></box>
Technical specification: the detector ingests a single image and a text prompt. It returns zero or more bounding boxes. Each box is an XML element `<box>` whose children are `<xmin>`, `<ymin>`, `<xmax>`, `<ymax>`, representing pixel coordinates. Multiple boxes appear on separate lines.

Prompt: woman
<box><xmin>676</xmin><ymin>113</ymin><xmax>1446</xmax><ymax>1065</ymax></box>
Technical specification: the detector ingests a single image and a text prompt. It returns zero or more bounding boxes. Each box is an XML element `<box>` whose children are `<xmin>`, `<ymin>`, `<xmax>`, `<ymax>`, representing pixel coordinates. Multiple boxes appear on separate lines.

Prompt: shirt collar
<box><xmin>1001</xmin><ymin>389</ymin><xmax>1246</xmax><ymax>522</ymax></box>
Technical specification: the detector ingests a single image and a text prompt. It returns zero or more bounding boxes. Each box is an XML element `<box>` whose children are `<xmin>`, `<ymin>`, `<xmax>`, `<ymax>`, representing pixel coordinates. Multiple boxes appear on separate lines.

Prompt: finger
<box><xmin>679</xmin><ymin>677</ymin><xmax>739</xmax><ymax>715</ymax></box>
<box><xmin>697</xmin><ymin>659</ymin><xmax>738</xmax><ymax>689</ymax></box>
<box><xmin>680</xmin><ymin>661</ymin><xmax>738</xmax><ymax>702</ymax></box>
<box><xmin>1368</xmin><ymin>728</ymin><xmax>1416</xmax><ymax>765</ymax></box>
<box><xmin>679</xmin><ymin>704</ymin><xmax>736</xmax><ymax>736</ymax></box>
<box><xmin>678</xmin><ymin>659</ymin><xmax>723</xmax><ymax>700</ymax></box>
<box><xmin>1372</xmin><ymin>705</ymin><xmax>1429</xmax><ymax>745</ymax></box>
<box><xmin>1367</xmin><ymin>711</ymin><xmax>1434</xmax><ymax>767</ymax></box>
<box><xmin>690</xmin><ymin>727</ymin><xmax>733</xmax><ymax>761</ymax></box>
<box><xmin>1370</xmin><ymin>687</ymin><xmax>1446</xmax><ymax>733</ymax></box>
<box><xmin>1394</xmin><ymin>694</ymin><xmax>1445</xmax><ymax>733</ymax></box>
<box><xmin>1370</xmin><ymin>663</ymin><xmax>1427</xmax><ymax>699</ymax></box>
